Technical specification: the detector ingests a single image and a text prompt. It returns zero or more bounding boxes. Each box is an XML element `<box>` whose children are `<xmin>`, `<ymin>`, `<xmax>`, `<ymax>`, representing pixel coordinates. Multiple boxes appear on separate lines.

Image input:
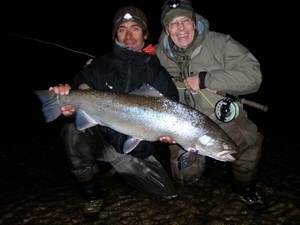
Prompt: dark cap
<box><xmin>161</xmin><ymin>0</ymin><xmax>195</xmax><ymax>26</ymax></box>
<box><xmin>112</xmin><ymin>6</ymin><xmax>149</xmax><ymax>40</ymax></box>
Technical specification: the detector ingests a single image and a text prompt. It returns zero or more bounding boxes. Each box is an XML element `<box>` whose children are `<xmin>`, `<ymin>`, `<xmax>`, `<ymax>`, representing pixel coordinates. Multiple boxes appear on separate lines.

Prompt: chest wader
<box><xmin>169</xmin><ymin>48</ymin><xmax>207</xmax><ymax>184</ymax></box>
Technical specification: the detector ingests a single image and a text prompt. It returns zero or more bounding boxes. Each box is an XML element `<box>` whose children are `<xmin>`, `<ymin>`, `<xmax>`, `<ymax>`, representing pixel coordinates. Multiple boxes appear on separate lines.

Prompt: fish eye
<box><xmin>222</xmin><ymin>143</ymin><xmax>229</xmax><ymax>150</ymax></box>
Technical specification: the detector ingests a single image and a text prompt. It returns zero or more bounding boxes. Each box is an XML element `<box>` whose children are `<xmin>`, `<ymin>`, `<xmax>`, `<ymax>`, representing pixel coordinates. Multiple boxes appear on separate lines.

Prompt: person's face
<box><xmin>116</xmin><ymin>21</ymin><xmax>146</xmax><ymax>49</ymax></box>
<box><xmin>165</xmin><ymin>16</ymin><xmax>195</xmax><ymax>48</ymax></box>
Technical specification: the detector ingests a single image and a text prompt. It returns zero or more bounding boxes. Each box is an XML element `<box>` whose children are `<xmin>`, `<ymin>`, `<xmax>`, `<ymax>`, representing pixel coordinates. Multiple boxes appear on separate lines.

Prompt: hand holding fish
<box><xmin>159</xmin><ymin>137</ymin><xmax>176</xmax><ymax>144</ymax></box>
<box><xmin>49</xmin><ymin>83</ymin><xmax>71</xmax><ymax>95</ymax></box>
<box><xmin>49</xmin><ymin>84</ymin><xmax>76</xmax><ymax>116</ymax></box>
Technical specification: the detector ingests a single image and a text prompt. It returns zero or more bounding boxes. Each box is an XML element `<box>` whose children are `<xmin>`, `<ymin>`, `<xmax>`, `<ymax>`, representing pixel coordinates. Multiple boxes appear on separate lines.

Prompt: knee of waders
<box><xmin>170</xmin><ymin>152</ymin><xmax>206</xmax><ymax>185</ymax></box>
<box><xmin>111</xmin><ymin>155</ymin><xmax>178</xmax><ymax>200</ymax></box>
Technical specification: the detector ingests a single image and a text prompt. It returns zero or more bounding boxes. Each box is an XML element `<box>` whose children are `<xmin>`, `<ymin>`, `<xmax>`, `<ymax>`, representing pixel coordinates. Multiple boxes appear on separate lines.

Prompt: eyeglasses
<box><xmin>167</xmin><ymin>17</ymin><xmax>193</xmax><ymax>30</ymax></box>
<box><xmin>168</xmin><ymin>0</ymin><xmax>180</xmax><ymax>8</ymax></box>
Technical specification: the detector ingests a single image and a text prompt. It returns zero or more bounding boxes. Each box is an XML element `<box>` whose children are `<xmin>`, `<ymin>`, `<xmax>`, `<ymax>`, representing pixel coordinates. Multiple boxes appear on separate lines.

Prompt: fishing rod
<box><xmin>4</xmin><ymin>32</ymin><xmax>268</xmax><ymax>120</ymax></box>
<box><xmin>205</xmin><ymin>88</ymin><xmax>268</xmax><ymax>112</ymax></box>
<box><xmin>206</xmin><ymin>88</ymin><xmax>268</xmax><ymax>123</ymax></box>
<box><xmin>174</xmin><ymin>77</ymin><xmax>268</xmax><ymax>123</ymax></box>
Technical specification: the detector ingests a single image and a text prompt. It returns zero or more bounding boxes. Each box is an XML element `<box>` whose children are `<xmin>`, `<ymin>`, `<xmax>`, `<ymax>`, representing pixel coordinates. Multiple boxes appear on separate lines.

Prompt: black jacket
<box><xmin>70</xmin><ymin>43</ymin><xmax>179</xmax><ymax>159</ymax></box>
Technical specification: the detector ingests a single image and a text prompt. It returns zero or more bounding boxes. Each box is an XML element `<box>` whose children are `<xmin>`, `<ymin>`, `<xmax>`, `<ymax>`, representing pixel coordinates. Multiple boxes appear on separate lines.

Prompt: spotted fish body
<box><xmin>34</xmin><ymin>84</ymin><xmax>238</xmax><ymax>162</ymax></box>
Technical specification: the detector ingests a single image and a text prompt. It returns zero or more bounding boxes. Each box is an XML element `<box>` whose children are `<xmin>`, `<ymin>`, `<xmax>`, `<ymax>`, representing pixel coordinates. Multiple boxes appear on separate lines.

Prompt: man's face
<box><xmin>166</xmin><ymin>16</ymin><xmax>195</xmax><ymax>48</ymax></box>
<box><xmin>116</xmin><ymin>21</ymin><xmax>146</xmax><ymax>50</ymax></box>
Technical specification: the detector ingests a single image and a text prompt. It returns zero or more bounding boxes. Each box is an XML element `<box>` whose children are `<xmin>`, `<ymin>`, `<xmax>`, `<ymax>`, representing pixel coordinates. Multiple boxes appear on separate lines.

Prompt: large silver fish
<box><xmin>34</xmin><ymin>84</ymin><xmax>238</xmax><ymax>163</ymax></box>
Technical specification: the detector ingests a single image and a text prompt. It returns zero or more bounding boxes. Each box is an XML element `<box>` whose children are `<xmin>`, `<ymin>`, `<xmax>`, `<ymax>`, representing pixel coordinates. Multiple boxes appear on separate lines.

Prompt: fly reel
<box><xmin>214</xmin><ymin>98</ymin><xmax>239</xmax><ymax>123</ymax></box>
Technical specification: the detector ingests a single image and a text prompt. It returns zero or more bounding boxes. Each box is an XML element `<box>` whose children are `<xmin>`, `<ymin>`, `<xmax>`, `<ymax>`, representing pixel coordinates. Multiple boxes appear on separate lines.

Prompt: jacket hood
<box><xmin>158</xmin><ymin>13</ymin><xmax>209</xmax><ymax>59</ymax></box>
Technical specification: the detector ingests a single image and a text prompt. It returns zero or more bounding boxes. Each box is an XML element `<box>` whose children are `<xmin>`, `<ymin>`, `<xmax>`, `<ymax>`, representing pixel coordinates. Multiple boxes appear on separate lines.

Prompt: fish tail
<box><xmin>34</xmin><ymin>90</ymin><xmax>62</xmax><ymax>123</ymax></box>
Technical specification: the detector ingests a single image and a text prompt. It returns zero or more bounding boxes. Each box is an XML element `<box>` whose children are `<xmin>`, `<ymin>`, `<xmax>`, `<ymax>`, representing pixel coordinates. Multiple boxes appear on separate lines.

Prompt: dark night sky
<box><xmin>0</xmin><ymin>0</ymin><xmax>298</xmax><ymax>140</ymax></box>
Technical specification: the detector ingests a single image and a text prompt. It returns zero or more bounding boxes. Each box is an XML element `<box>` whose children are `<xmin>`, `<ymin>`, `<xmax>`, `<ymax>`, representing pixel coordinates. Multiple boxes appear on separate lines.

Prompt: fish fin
<box><xmin>33</xmin><ymin>90</ymin><xmax>61</xmax><ymax>123</ymax></box>
<box><xmin>123</xmin><ymin>137</ymin><xmax>143</xmax><ymax>154</ymax></box>
<box><xmin>178</xmin><ymin>151</ymin><xmax>199</xmax><ymax>170</ymax></box>
<box><xmin>129</xmin><ymin>83</ymin><xmax>163</xmax><ymax>97</ymax></box>
<box><xmin>75</xmin><ymin>109</ymin><xmax>99</xmax><ymax>130</ymax></box>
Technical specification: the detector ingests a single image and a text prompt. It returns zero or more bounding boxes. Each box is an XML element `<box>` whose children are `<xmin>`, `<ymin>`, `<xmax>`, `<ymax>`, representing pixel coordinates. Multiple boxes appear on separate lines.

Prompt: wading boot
<box><xmin>78</xmin><ymin>177</ymin><xmax>104</xmax><ymax>214</ymax></box>
<box><xmin>233</xmin><ymin>182</ymin><xmax>267</xmax><ymax>212</ymax></box>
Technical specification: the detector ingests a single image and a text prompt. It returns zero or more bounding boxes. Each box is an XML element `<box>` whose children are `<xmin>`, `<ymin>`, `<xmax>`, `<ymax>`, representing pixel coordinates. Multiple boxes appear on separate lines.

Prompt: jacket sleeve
<box><xmin>204</xmin><ymin>32</ymin><xmax>262</xmax><ymax>96</ymax></box>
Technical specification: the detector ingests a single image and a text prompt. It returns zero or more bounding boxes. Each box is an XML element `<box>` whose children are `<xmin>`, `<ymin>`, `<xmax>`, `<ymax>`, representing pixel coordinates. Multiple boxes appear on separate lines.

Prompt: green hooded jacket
<box><xmin>155</xmin><ymin>13</ymin><xmax>262</xmax><ymax>116</ymax></box>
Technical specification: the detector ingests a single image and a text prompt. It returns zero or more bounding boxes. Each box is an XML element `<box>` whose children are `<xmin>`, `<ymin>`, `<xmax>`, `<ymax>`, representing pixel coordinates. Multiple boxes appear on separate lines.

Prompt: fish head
<box><xmin>193</xmin><ymin>131</ymin><xmax>239</xmax><ymax>162</ymax></box>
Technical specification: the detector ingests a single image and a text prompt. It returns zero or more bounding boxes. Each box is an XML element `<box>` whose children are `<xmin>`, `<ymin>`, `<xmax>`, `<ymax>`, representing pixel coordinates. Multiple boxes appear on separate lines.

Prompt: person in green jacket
<box><xmin>156</xmin><ymin>0</ymin><xmax>266</xmax><ymax>211</ymax></box>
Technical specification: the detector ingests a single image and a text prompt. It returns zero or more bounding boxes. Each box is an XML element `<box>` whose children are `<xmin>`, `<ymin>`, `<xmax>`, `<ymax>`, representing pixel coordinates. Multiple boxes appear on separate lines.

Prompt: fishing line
<box><xmin>1</xmin><ymin>31</ymin><xmax>95</xmax><ymax>58</ymax></box>
<box><xmin>177</xmin><ymin>87</ymin><xmax>215</xmax><ymax>108</ymax></box>
<box><xmin>3</xmin><ymin>31</ymin><xmax>268</xmax><ymax>121</ymax></box>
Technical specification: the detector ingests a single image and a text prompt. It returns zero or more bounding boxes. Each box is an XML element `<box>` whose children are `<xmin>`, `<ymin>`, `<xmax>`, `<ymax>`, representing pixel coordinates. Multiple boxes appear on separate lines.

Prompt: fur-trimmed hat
<box><xmin>112</xmin><ymin>6</ymin><xmax>149</xmax><ymax>40</ymax></box>
<box><xmin>161</xmin><ymin>0</ymin><xmax>195</xmax><ymax>26</ymax></box>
